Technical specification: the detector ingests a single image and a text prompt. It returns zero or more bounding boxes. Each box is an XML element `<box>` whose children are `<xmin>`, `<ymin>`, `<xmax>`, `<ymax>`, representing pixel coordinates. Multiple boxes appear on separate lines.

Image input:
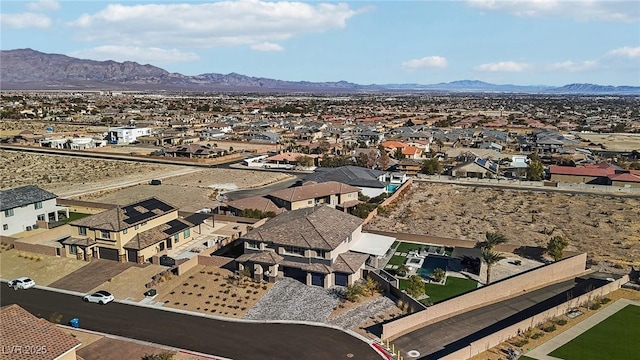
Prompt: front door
<box><xmin>166</xmin><ymin>239</ymin><xmax>172</xmax><ymax>250</ymax></box>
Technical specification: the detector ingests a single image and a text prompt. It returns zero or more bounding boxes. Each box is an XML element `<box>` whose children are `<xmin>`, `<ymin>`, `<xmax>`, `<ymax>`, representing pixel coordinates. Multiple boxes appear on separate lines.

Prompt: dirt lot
<box><xmin>153</xmin><ymin>265</ymin><xmax>274</xmax><ymax>319</ymax></box>
<box><xmin>576</xmin><ymin>133</ymin><xmax>640</xmax><ymax>152</ymax></box>
<box><xmin>366</xmin><ymin>183</ymin><xmax>640</xmax><ymax>273</ymax></box>
<box><xmin>0</xmin><ymin>248</ymin><xmax>88</xmax><ymax>285</ymax></box>
<box><xmin>0</xmin><ymin>149</ymin><xmax>194</xmax><ymax>196</ymax></box>
<box><xmin>81</xmin><ymin>169</ymin><xmax>293</xmax><ymax>211</ymax></box>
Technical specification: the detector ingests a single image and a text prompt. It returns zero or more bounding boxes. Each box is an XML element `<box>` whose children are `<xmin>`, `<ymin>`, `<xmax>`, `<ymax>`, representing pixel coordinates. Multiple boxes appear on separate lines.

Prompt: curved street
<box><xmin>0</xmin><ymin>284</ymin><xmax>381</xmax><ymax>360</ymax></box>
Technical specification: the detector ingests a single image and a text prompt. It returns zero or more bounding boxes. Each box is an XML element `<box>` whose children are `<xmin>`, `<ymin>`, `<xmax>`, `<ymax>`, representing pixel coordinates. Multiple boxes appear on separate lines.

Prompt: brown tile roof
<box><xmin>62</xmin><ymin>236</ymin><xmax>97</xmax><ymax>247</ymax></box>
<box><xmin>236</xmin><ymin>251</ymin><xmax>283</xmax><ymax>265</ymax></box>
<box><xmin>70</xmin><ymin>197</ymin><xmax>176</xmax><ymax>231</ymax></box>
<box><xmin>332</xmin><ymin>252</ymin><xmax>369</xmax><ymax>274</ymax></box>
<box><xmin>0</xmin><ymin>304</ymin><xmax>80</xmax><ymax>360</ymax></box>
<box><xmin>268</xmin><ymin>181</ymin><xmax>359</xmax><ymax>203</ymax></box>
<box><xmin>280</xmin><ymin>260</ymin><xmax>333</xmax><ymax>274</ymax></box>
<box><xmin>124</xmin><ymin>218</ymin><xmax>194</xmax><ymax>250</ymax></box>
<box><xmin>226</xmin><ymin>196</ymin><xmax>284</xmax><ymax>214</ymax></box>
<box><xmin>242</xmin><ymin>205</ymin><xmax>362</xmax><ymax>251</ymax></box>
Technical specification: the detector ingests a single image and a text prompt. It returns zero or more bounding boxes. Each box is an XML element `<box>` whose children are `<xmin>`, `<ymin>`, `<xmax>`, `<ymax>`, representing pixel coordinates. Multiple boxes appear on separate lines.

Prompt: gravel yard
<box><xmin>0</xmin><ymin>249</ymin><xmax>89</xmax><ymax>286</ymax></box>
<box><xmin>243</xmin><ymin>278</ymin><xmax>341</xmax><ymax>322</ymax></box>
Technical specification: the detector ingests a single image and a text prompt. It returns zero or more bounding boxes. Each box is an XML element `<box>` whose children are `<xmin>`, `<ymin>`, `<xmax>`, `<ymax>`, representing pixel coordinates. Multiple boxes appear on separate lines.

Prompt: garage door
<box><xmin>311</xmin><ymin>273</ymin><xmax>324</xmax><ymax>287</ymax></box>
<box><xmin>335</xmin><ymin>273</ymin><xmax>349</xmax><ymax>286</ymax></box>
<box><xmin>99</xmin><ymin>247</ymin><xmax>119</xmax><ymax>261</ymax></box>
<box><xmin>283</xmin><ymin>267</ymin><xmax>306</xmax><ymax>284</ymax></box>
<box><xmin>127</xmin><ymin>249</ymin><xmax>138</xmax><ymax>263</ymax></box>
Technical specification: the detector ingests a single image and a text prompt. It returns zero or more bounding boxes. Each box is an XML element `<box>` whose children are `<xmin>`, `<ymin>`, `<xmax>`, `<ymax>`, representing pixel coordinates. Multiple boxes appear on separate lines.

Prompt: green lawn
<box><xmin>548</xmin><ymin>304</ymin><xmax>640</xmax><ymax>360</ymax></box>
<box><xmin>62</xmin><ymin>212</ymin><xmax>91</xmax><ymax>223</ymax></box>
<box><xmin>399</xmin><ymin>276</ymin><xmax>478</xmax><ymax>304</ymax></box>
<box><xmin>387</xmin><ymin>255</ymin><xmax>407</xmax><ymax>266</ymax></box>
<box><xmin>395</xmin><ymin>241</ymin><xmax>424</xmax><ymax>253</ymax></box>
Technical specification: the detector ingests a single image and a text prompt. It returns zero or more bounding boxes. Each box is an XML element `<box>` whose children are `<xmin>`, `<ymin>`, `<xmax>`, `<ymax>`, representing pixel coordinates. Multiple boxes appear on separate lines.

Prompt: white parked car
<box><xmin>7</xmin><ymin>277</ymin><xmax>36</xmax><ymax>290</ymax></box>
<box><xmin>82</xmin><ymin>290</ymin><xmax>114</xmax><ymax>305</ymax></box>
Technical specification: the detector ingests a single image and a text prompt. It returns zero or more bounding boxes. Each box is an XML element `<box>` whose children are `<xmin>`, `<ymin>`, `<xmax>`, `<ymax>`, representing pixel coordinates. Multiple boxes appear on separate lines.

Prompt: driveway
<box><xmin>49</xmin><ymin>259</ymin><xmax>141</xmax><ymax>293</ymax></box>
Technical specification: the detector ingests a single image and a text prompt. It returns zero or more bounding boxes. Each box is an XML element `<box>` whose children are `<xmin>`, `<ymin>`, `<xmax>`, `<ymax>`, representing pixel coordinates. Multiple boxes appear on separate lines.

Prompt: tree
<box><xmin>355</xmin><ymin>152</ymin><xmax>372</xmax><ymax>168</ymax></box>
<box><xmin>434</xmin><ymin>139</ymin><xmax>444</xmax><ymax>153</ymax></box>
<box><xmin>547</xmin><ymin>236</ymin><xmax>569</xmax><ymax>261</ymax></box>
<box><xmin>481</xmin><ymin>247</ymin><xmax>505</xmax><ymax>284</ymax></box>
<box><xmin>421</xmin><ymin>158</ymin><xmax>443</xmax><ymax>175</ymax></box>
<box><xmin>377</xmin><ymin>150</ymin><xmax>390</xmax><ymax>170</ymax></box>
<box><xmin>396</xmin><ymin>264</ymin><xmax>410</xmax><ymax>277</ymax></box>
<box><xmin>484</xmin><ymin>231</ymin><xmax>507</xmax><ymax>250</ymax></box>
<box><xmin>295</xmin><ymin>155</ymin><xmax>314</xmax><ymax>167</ymax></box>
<box><xmin>431</xmin><ymin>268</ymin><xmax>446</xmax><ymax>283</ymax></box>
<box><xmin>406</xmin><ymin>275</ymin><xmax>426</xmax><ymax>298</ymax></box>
<box><xmin>364</xmin><ymin>277</ymin><xmax>381</xmax><ymax>296</ymax></box>
<box><xmin>393</xmin><ymin>147</ymin><xmax>405</xmax><ymax>160</ymax></box>
<box><xmin>526</xmin><ymin>160</ymin><xmax>544</xmax><ymax>181</ymax></box>
<box><xmin>345</xmin><ymin>282</ymin><xmax>363</xmax><ymax>302</ymax></box>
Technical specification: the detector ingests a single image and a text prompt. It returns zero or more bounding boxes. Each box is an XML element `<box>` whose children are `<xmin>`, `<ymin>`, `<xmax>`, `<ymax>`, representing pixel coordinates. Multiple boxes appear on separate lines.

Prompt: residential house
<box><xmin>303</xmin><ymin>165</ymin><xmax>398</xmax><ymax>198</ymax></box>
<box><xmin>549</xmin><ymin>163</ymin><xmax>640</xmax><ymax>187</ymax></box>
<box><xmin>235</xmin><ymin>206</ymin><xmax>371</xmax><ymax>288</ymax></box>
<box><xmin>0</xmin><ymin>304</ymin><xmax>81</xmax><ymax>360</ymax></box>
<box><xmin>165</xmin><ymin>144</ymin><xmax>226</xmax><ymax>158</ymax></box>
<box><xmin>450</xmin><ymin>157</ymin><xmax>499</xmax><ymax>179</ymax></box>
<box><xmin>395</xmin><ymin>159</ymin><xmax>423</xmax><ymax>176</ymax></box>
<box><xmin>107</xmin><ymin>126</ymin><xmax>151</xmax><ymax>144</ymax></box>
<box><xmin>65</xmin><ymin>197</ymin><xmax>196</xmax><ymax>263</ymax></box>
<box><xmin>0</xmin><ymin>185</ymin><xmax>69</xmax><ymax>236</ymax></box>
<box><xmin>226</xmin><ymin>196</ymin><xmax>284</xmax><ymax>217</ymax></box>
<box><xmin>267</xmin><ymin>181</ymin><xmax>360</xmax><ymax>211</ymax></box>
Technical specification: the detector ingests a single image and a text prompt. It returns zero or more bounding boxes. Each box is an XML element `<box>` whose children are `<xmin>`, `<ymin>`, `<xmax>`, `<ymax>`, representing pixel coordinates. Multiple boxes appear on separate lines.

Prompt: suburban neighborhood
<box><xmin>1</xmin><ymin>90</ymin><xmax>639</xmax><ymax>360</ymax></box>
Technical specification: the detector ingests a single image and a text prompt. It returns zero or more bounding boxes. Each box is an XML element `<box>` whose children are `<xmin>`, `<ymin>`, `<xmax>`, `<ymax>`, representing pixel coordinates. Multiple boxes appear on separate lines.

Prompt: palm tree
<box><xmin>484</xmin><ymin>231</ymin><xmax>507</xmax><ymax>250</ymax></box>
<box><xmin>396</xmin><ymin>264</ymin><xmax>410</xmax><ymax>277</ymax></box>
<box><xmin>481</xmin><ymin>247</ymin><xmax>505</xmax><ymax>284</ymax></box>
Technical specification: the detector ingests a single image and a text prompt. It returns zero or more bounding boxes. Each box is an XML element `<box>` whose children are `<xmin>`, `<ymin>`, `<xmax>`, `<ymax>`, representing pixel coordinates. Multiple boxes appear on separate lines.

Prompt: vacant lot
<box><xmin>0</xmin><ymin>249</ymin><xmax>88</xmax><ymax>285</ymax></box>
<box><xmin>576</xmin><ymin>133</ymin><xmax>640</xmax><ymax>152</ymax></box>
<box><xmin>82</xmin><ymin>168</ymin><xmax>293</xmax><ymax>211</ymax></box>
<box><xmin>0</xmin><ymin>150</ymin><xmax>191</xmax><ymax>195</ymax></box>
<box><xmin>367</xmin><ymin>183</ymin><xmax>640</xmax><ymax>273</ymax></box>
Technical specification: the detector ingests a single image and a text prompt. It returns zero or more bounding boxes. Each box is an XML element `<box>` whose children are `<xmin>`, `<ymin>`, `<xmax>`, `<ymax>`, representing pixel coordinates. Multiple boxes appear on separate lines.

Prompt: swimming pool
<box><xmin>417</xmin><ymin>256</ymin><xmax>450</xmax><ymax>279</ymax></box>
<box><xmin>387</xmin><ymin>184</ymin><xmax>400</xmax><ymax>193</ymax></box>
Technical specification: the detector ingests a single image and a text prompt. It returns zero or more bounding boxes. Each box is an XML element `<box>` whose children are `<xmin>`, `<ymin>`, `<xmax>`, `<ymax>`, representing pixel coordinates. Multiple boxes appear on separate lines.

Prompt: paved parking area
<box><xmin>49</xmin><ymin>259</ymin><xmax>141</xmax><ymax>293</ymax></box>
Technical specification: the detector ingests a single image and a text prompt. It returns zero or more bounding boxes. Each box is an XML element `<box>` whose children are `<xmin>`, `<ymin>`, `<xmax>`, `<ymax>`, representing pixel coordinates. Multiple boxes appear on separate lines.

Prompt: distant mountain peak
<box><xmin>1</xmin><ymin>49</ymin><xmax>638</xmax><ymax>94</ymax></box>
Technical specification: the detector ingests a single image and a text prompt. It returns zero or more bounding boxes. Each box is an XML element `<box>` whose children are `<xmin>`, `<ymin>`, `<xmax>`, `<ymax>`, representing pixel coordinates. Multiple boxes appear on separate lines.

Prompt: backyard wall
<box><xmin>368</xmin><ymin>270</ymin><xmax>425</xmax><ymax>313</ymax></box>
<box><xmin>363</xmin><ymin>177</ymin><xmax>414</xmax><ymax>225</ymax></box>
<box><xmin>382</xmin><ymin>253</ymin><xmax>589</xmax><ymax>340</ymax></box>
<box><xmin>12</xmin><ymin>242</ymin><xmax>58</xmax><ymax>256</ymax></box>
<box><xmin>439</xmin><ymin>274</ymin><xmax>629</xmax><ymax>360</ymax></box>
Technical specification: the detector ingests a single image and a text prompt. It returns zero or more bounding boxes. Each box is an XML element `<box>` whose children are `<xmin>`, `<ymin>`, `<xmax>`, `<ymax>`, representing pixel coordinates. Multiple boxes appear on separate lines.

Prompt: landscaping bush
<box><xmin>590</xmin><ymin>302</ymin><xmax>602</xmax><ymax>310</ymax></box>
<box><xmin>542</xmin><ymin>324</ymin><xmax>556</xmax><ymax>333</ymax></box>
<box><xmin>600</xmin><ymin>297</ymin><xmax>611</xmax><ymax>304</ymax></box>
<box><xmin>514</xmin><ymin>339</ymin><xmax>529</xmax><ymax>347</ymax></box>
<box><xmin>531</xmin><ymin>332</ymin><xmax>544</xmax><ymax>339</ymax></box>
<box><xmin>555</xmin><ymin>319</ymin><xmax>568</xmax><ymax>326</ymax></box>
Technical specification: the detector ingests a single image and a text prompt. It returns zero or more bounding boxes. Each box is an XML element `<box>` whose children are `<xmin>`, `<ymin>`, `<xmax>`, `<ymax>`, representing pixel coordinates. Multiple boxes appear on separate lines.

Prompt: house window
<box><xmin>283</xmin><ymin>246</ymin><xmax>304</xmax><ymax>256</ymax></box>
<box><xmin>134</xmin><ymin>224</ymin><xmax>139</xmax><ymax>230</ymax></box>
<box><xmin>78</xmin><ymin>227</ymin><xmax>87</xmax><ymax>236</ymax></box>
<box><xmin>37</xmin><ymin>214</ymin><xmax>45</xmax><ymax>221</ymax></box>
<box><xmin>246</xmin><ymin>240</ymin><xmax>260</xmax><ymax>249</ymax></box>
<box><xmin>100</xmin><ymin>231</ymin><xmax>110</xmax><ymax>239</ymax></box>
<box><xmin>307</xmin><ymin>200</ymin><xmax>313</xmax><ymax>205</ymax></box>
<box><xmin>2</xmin><ymin>224</ymin><xmax>7</xmax><ymax>231</ymax></box>
<box><xmin>34</xmin><ymin>201</ymin><xmax>43</xmax><ymax>209</ymax></box>
<box><xmin>183</xmin><ymin>229</ymin><xmax>190</xmax><ymax>238</ymax></box>
<box><xmin>69</xmin><ymin>245</ymin><xmax>77</xmax><ymax>255</ymax></box>
<box><xmin>174</xmin><ymin>234</ymin><xmax>179</xmax><ymax>243</ymax></box>
<box><xmin>316</xmin><ymin>250</ymin><xmax>327</xmax><ymax>258</ymax></box>
<box><xmin>4</xmin><ymin>209</ymin><xmax>14</xmax><ymax>217</ymax></box>
<box><xmin>123</xmin><ymin>228</ymin><xmax>128</xmax><ymax>234</ymax></box>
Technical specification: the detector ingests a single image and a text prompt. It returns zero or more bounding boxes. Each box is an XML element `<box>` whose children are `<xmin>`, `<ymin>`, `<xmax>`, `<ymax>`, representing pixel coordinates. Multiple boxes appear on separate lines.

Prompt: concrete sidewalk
<box><xmin>525</xmin><ymin>298</ymin><xmax>640</xmax><ymax>360</ymax></box>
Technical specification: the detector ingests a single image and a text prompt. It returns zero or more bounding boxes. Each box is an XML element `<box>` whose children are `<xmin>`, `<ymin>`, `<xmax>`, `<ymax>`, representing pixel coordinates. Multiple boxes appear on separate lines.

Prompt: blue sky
<box><xmin>1</xmin><ymin>0</ymin><xmax>639</xmax><ymax>86</ymax></box>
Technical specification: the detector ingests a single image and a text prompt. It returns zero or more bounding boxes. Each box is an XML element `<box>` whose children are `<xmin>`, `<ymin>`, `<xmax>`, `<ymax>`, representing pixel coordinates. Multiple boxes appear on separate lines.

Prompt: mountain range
<box><xmin>1</xmin><ymin>48</ymin><xmax>639</xmax><ymax>94</ymax></box>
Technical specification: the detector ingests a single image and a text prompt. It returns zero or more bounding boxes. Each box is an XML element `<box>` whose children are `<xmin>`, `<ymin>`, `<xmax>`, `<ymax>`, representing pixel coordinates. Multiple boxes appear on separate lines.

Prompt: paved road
<box><xmin>393</xmin><ymin>276</ymin><xmax>611</xmax><ymax>360</ymax></box>
<box><xmin>1</xmin><ymin>285</ymin><xmax>381</xmax><ymax>360</ymax></box>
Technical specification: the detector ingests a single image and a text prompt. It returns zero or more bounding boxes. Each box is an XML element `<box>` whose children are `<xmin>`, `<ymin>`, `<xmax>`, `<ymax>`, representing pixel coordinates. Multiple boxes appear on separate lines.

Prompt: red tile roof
<box><xmin>549</xmin><ymin>164</ymin><xmax>617</xmax><ymax>177</ymax></box>
<box><xmin>609</xmin><ymin>172</ymin><xmax>640</xmax><ymax>183</ymax></box>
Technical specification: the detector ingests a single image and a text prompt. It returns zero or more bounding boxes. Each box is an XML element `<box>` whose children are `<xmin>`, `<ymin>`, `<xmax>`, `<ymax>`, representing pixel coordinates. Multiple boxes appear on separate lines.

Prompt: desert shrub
<box><xmin>514</xmin><ymin>339</ymin><xmax>529</xmax><ymax>347</ymax></box>
<box><xmin>590</xmin><ymin>302</ymin><xmax>601</xmax><ymax>310</ymax></box>
<box><xmin>205</xmin><ymin>301</ymin><xmax>210</xmax><ymax>304</ymax></box>
<box><xmin>542</xmin><ymin>324</ymin><xmax>556</xmax><ymax>333</ymax></box>
<box><xmin>555</xmin><ymin>319</ymin><xmax>568</xmax><ymax>326</ymax></box>
<box><xmin>601</xmin><ymin>297</ymin><xmax>611</xmax><ymax>304</ymax></box>
<box><xmin>531</xmin><ymin>332</ymin><xmax>544</xmax><ymax>339</ymax></box>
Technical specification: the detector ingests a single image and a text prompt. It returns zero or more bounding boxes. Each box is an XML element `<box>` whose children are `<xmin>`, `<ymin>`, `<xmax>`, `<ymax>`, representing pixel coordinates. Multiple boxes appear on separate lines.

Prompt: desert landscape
<box><xmin>366</xmin><ymin>182</ymin><xmax>640</xmax><ymax>272</ymax></box>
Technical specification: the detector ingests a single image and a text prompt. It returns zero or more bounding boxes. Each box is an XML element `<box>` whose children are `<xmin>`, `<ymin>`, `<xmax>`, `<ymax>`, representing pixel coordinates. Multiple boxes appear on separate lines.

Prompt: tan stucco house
<box><xmin>64</xmin><ymin>197</ymin><xmax>194</xmax><ymax>263</ymax></box>
<box><xmin>236</xmin><ymin>205</ymin><xmax>370</xmax><ymax>288</ymax></box>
